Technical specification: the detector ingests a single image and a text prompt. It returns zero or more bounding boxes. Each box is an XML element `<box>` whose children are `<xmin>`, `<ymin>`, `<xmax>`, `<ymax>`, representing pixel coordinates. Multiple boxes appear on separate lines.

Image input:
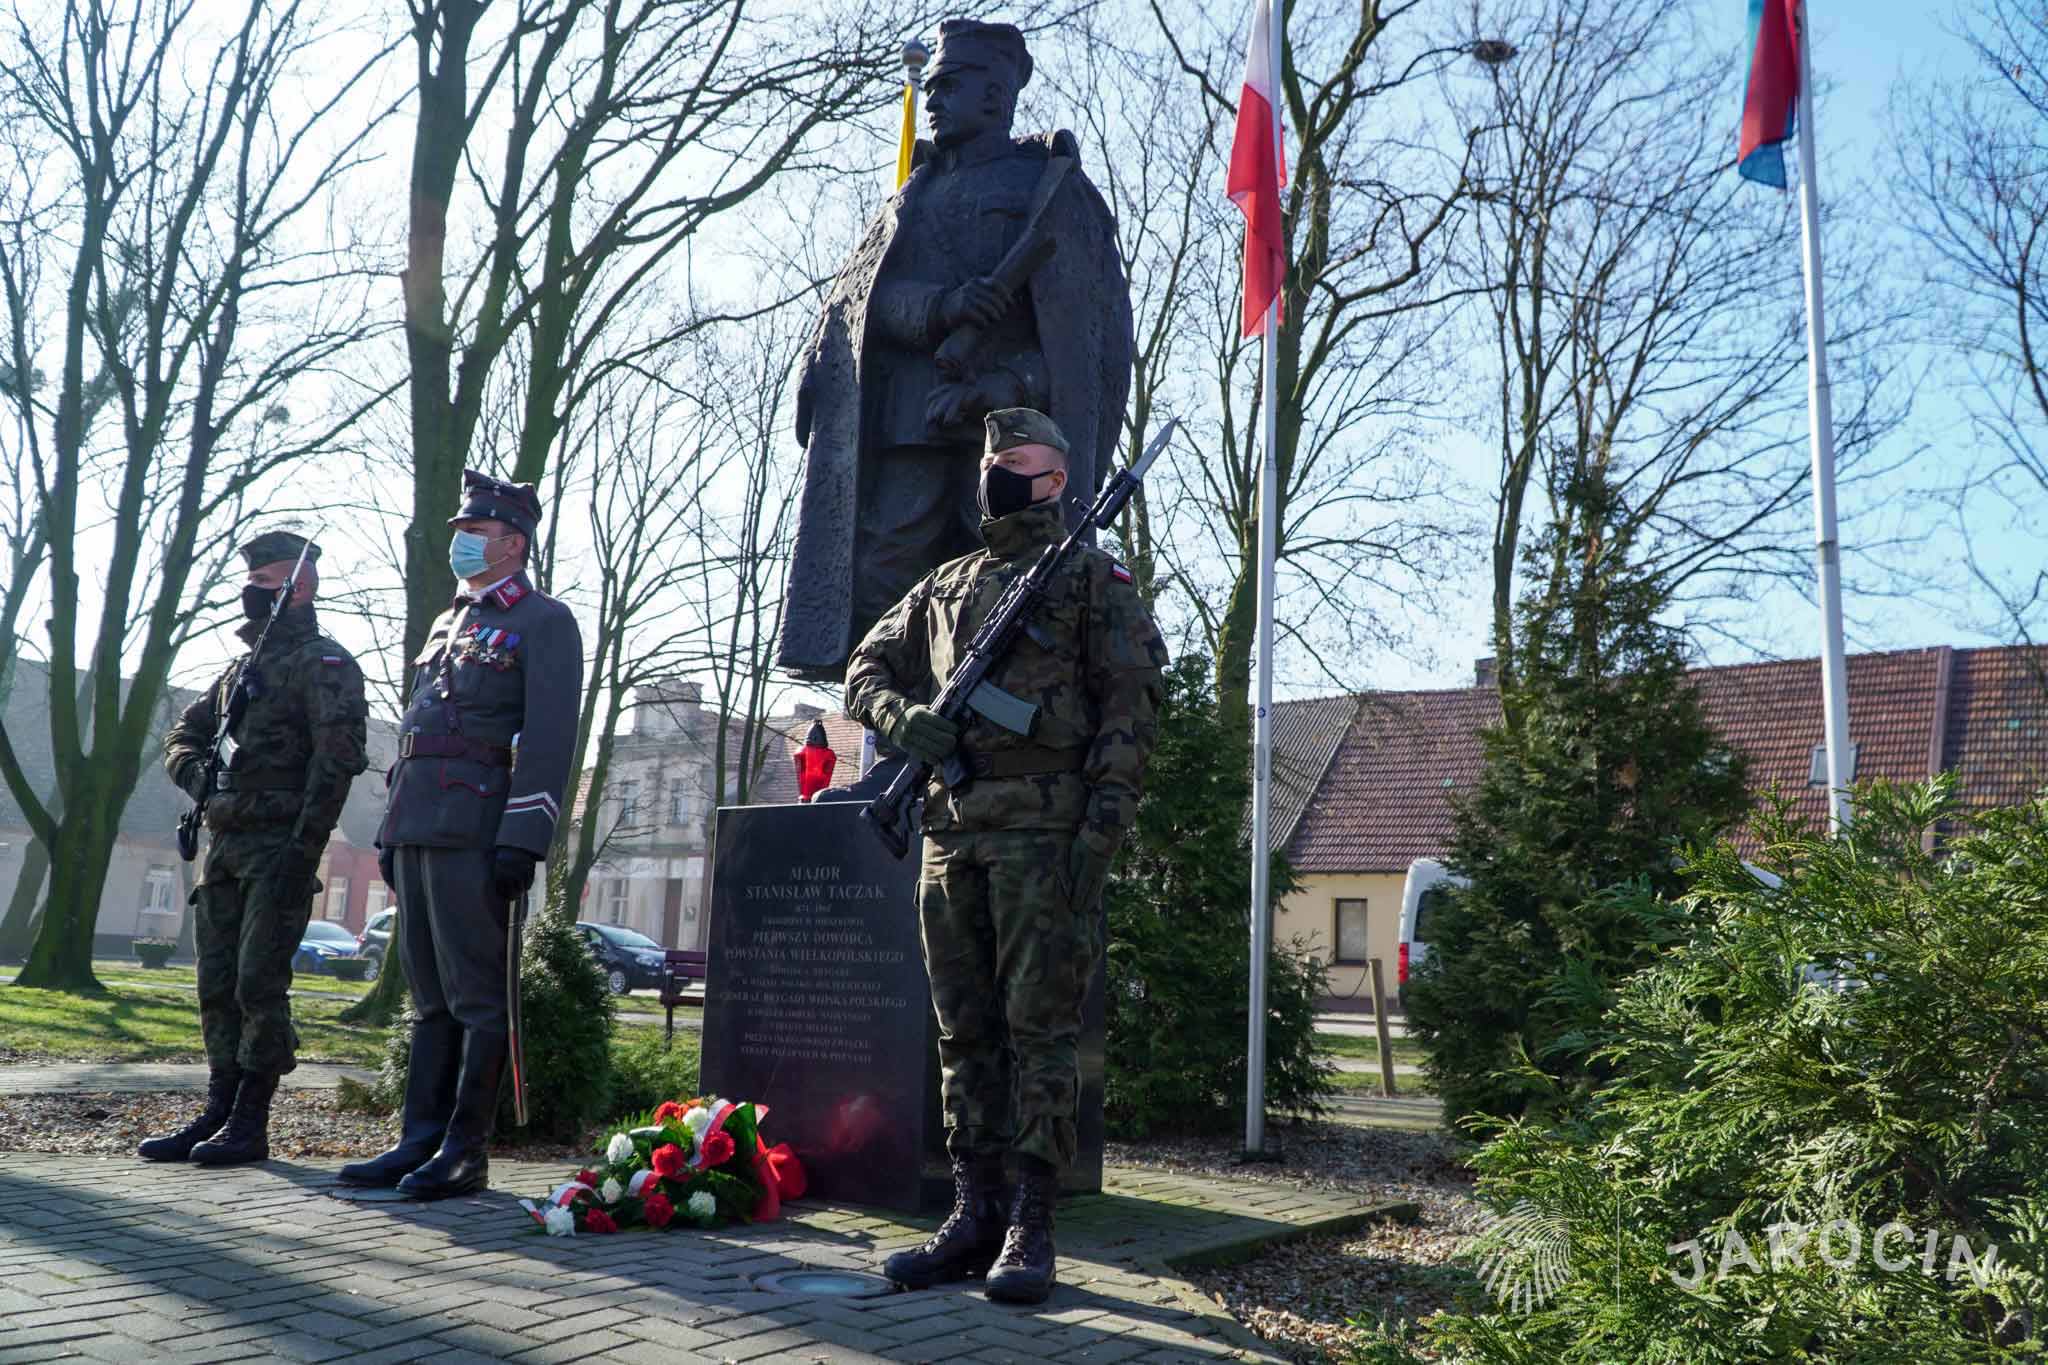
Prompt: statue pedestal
<box><xmin>699</xmin><ymin>800</ymin><xmax>1104</xmax><ymax>1212</ymax></box>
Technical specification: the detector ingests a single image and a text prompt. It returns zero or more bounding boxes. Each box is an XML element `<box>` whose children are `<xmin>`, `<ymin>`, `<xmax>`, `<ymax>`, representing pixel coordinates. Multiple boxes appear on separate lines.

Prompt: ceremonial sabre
<box><xmin>507</xmin><ymin>889</ymin><xmax>529</xmax><ymax>1126</ymax></box>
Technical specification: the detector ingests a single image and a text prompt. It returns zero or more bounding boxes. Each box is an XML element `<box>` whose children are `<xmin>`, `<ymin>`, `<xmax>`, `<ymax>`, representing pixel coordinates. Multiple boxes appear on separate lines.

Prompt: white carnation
<box><xmin>687</xmin><ymin>1191</ymin><xmax>717</xmax><ymax>1220</ymax></box>
<box><xmin>600</xmin><ymin>1177</ymin><xmax>623</xmax><ymax>1204</ymax></box>
<box><xmin>682</xmin><ymin>1107</ymin><xmax>714</xmax><ymax>1138</ymax></box>
<box><xmin>544</xmin><ymin>1206</ymin><xmax>576</xmax><ymax>1237</ymax></box>
<box><xmin>605</xmin><ymin>1132</ymin><xmax>634</xmax><ymax>1164</ymax></box>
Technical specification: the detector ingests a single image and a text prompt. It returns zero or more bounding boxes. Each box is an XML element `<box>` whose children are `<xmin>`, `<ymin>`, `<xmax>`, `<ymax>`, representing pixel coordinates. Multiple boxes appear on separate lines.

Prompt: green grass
<box><xmin>77</xmin><ymin>961</ymin><xmax>375</xmax><ymax>999</ymax></box>
<box><xmin>1314</xmin><ymin>1030</ymin><xmax>1429</xmax><ymax>1065</ymax></box>
<box><xmin>1328</xmin><ymin>1066</ymin><xmax>1438</xmax><ymax>1097</ymax></box>
<box><xmin>0</xmin><ymin>983</ymin><xmax>389</xmax><ymax>1066</ymax></box>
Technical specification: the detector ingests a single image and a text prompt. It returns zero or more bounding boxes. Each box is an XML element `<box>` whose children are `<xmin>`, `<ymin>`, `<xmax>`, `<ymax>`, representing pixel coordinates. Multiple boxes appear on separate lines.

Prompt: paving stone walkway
<box><xmin>0</xmin><ymin>1152</ymin><xmax>1406</xmax><ymax>1363</ymax></box>
<box><xmin>0</xmin><ymin>1063</ymin><xmax>377</xmax><ymax>1096</ymax></box>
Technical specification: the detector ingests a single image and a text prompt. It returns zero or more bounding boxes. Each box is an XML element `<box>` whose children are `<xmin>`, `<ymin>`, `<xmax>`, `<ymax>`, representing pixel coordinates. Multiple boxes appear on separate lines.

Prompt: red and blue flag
<box><xmin>1738</xmin><ymin>0</ymin><xmax>1799</xmax><ymax>187</ymax></box>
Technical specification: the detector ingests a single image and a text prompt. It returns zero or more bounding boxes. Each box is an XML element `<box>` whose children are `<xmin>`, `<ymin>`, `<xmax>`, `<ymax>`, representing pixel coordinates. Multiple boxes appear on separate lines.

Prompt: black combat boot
<box><xmin>882</xmin><ymin>1158</ymin><xmax>1010</xmax><ymax>1288</ymax></box>
<box><xmin>396</xmin><ymin>1030</ymin><xmax>505</xmax><ymax>1200</ymax></box>
<box><xmin>984</xmin><ymin>1156</ymin><xmax>1058</xmax><ymax>1304</ymax></box>
<box><xmin>137</xmin><ymin>1065</ymin><xmax>241</xmax><ymax>1162</ymax></box>
<box><xmin>188</xmin><ymin>1072</ymin><xmax>281</xmax><ymax>1166</ymax></box>
<box><xmin>338</xmin><ymin>1015</ymin><xmax>461</xmax><ymax>1187</ymax></box>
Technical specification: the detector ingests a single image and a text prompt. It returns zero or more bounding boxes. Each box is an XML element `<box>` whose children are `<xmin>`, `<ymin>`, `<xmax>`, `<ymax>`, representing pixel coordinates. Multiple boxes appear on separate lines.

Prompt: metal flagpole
<box><xmin>1792</xmin><ymin>0</ymin><xmax>1852</xmax><ymax>834</ymax></box>
<box><xmin>1245</xmin><ymin>0</ymin><xmax>1283</xmax><ymax>1159</ymax></box>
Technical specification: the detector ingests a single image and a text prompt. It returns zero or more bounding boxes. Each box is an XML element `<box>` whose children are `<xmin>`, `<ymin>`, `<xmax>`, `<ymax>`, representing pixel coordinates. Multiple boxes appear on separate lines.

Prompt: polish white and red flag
<box><xmin>1226</xmin><ymin>0</ymin><xmax>1287</xmax><ymax>337</ymax></box>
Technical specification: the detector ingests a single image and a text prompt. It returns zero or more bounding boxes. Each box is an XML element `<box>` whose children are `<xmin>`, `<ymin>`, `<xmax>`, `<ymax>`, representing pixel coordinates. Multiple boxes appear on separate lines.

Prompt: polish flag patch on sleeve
<box><xmin>1110</xmin><ymin>561</ymin><xmax>1133</xmax><ymax>584</ymax></box>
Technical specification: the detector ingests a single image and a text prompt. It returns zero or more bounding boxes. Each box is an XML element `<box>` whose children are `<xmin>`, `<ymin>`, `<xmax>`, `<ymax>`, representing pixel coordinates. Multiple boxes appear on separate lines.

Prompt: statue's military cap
<box><xmin>238</xmin><ymin>530</ymin><xmax>320</xmax><ymax>570</ymax></box>
<box><xmin>984</xmin><ymin>406</ymin><xmax>1069</xmax><ymax>458</ymax></box>
<box><xmin>923</xmin><ymin>19</ymin><xmax>1032</xmax><ymax>93</ymax></box>
<box><xmin>449</xmin><ymin>467</ymin><xmax>543</xmax><ymax>542</ymax></box>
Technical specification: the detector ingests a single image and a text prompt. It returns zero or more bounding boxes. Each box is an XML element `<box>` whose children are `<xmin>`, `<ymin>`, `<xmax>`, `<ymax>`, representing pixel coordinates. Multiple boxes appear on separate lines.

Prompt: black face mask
<box><xmin>241</xmin><ymin>584</ymin><xmax>280</xmax><ymax>622</ymax></box>
<box><xmin>978</xmin><ymin>464</ymin><xmax>1043</xmax><ymax>521</ymax></box>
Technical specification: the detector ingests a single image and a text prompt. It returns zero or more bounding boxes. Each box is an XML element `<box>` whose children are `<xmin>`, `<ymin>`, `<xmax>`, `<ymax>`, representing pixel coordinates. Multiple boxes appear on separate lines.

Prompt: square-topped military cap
<box><xmin>984</xmin><ymin>406</ymin><xmax>1069</xmax><ymax>457</ymax></box>
<box><xmin>449</xmin><ymin>468</ymin><xmax>543</xmax><ymax>541</ymax></box>
<box><xmin>239</xmin><ymin>530</ymin><xmax>320</xmax><ymax>570</ymax></box>
<box><xmin>923</xmin><ymin>19</ymin><xmax>1033</xmax><ymax>92</ymax></box>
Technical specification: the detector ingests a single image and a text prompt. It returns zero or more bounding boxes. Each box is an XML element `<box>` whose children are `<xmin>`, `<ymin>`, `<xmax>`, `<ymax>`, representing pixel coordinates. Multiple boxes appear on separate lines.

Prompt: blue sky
<box><xmin>1370</xmin><ymin>0</ymin><xmax>2029</xmax><ymax>693</ymax></box>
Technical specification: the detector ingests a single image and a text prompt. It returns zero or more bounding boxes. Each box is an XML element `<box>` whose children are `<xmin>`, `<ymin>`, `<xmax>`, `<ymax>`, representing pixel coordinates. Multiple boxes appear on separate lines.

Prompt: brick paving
<box><xmin>0</xmin><ymin>1064</ymin><xmax>376</xmax><ymax>1096</ymax></box>
<box><xmin>0</xmin><ymin>1151</ymin><xmax>1406</xmax><ymax>1363</ymax></box>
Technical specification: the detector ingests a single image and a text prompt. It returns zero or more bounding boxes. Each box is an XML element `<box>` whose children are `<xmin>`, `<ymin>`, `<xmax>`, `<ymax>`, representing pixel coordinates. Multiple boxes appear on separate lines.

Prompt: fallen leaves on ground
<box><xmin>1107</xmin><ymin>1122</ymin><xmax>1489</xmax><ymax>1362</ymax></box>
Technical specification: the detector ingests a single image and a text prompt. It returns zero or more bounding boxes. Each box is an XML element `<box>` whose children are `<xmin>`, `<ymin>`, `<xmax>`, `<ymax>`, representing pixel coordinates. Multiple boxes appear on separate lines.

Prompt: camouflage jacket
<box><xmin>846</xmin><ymin>499</ymin><xmax>1167</xmax><ymax>847</ymax></box>
<box><xmin>377</xmin><ymin>571</ymin><xmax>584</xmax><ymax>856</ymax></box>
<box><xmin>163</xmin><ymin>605</ymin><xmax>369</xmax><ymax>859</ymax></box>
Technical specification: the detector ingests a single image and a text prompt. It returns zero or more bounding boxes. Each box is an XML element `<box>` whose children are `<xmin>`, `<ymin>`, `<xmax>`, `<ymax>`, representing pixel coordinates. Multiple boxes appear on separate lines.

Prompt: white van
<box><xmin>1396</xmin><ymin>857</ymin><xmax>1469</xmax><ymax>1009</ymax></box>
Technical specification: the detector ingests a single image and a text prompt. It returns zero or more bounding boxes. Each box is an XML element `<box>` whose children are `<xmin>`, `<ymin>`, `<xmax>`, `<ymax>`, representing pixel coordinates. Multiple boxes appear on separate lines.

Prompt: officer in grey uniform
<box><xmin>339</xmin><ymin>470</ymin><xmax>583</xmax><ymax>1199</ymax></box>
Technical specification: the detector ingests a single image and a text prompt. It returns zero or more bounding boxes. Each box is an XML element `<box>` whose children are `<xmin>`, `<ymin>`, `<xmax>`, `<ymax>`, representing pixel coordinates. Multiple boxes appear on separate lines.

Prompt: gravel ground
<box><xmin>0</xmin><ymin>1088</ymin><xmax>593</xmax><ymax>1165</ymax></box>
<box><xmin>1105</xmin><ymin>1122</ymin><xmax>1489</xmax><ymax>1362</ymax></box>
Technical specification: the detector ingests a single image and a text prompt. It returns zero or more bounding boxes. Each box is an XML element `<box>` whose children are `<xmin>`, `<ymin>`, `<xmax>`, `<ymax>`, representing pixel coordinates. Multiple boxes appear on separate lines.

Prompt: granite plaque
<box><xmin>701</xmin><ymin>800</ymin><xmax>1106</xmax><ymax>1212</ymax></box>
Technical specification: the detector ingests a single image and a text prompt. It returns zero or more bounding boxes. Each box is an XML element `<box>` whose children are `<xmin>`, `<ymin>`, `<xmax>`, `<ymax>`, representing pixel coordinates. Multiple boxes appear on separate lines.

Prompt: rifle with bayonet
<box><xmin>176</xmin><ymin>535</ymin><xmax>320</xmax><ymax>862</ymax></box>
<box><xmin>862</xmin><ymin>418</ymin><xmax>1180</xmax><ymax>859</ymax></box>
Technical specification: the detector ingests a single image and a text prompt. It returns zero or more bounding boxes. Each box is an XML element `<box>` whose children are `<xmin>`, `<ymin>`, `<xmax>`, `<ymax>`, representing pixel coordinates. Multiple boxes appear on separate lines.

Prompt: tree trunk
<box><xmin>339</xmin><ymin>909</ymin><xmax>408</xmax><ymax>1025</ymax></box>
<box><xmin>0</xmin><ymin>842</ymin><xmax>48</xmax><ymax>962</ymax></box>
<box><xmin>12</xmin><ymin>794</ymin><xmax>121</xmax><ymax>992</ymax></box>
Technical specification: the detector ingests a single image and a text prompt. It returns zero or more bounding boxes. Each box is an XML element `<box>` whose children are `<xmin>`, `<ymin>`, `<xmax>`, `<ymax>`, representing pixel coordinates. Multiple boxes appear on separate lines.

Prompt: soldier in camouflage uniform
<box><xmin>847</xmin><ymin>407</ymin><xmax>1166</xmax><ymax>1303</ymax></box>
<box><xmin>144</xmin><ymin>531</ymin><xmax>369</xmax><ymax>1166</ymax></box>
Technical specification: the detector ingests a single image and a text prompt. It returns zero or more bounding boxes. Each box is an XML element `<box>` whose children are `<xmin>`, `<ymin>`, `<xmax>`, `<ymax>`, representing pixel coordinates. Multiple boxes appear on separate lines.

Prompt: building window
<box><xmin>1809</xmin><ymin>741</ymin><xmax>1860</xmax><ymax>786</ymax></box>
<box><xmin>668</xmin><ymin>784</ymin><xmax>691</xmax><ymax>826</ymax></box>
<box><xmin>324</xmin><ymin>876</ymin><xmax>351</xmax><ymax>922</ymax></box>
<box><xmin>366</xmin><ymin>881</ymin><xmax>390</xmax><ymax>918</ymax></box>
<box><xmin>604</xmin><ymin>879</ymin><xmax>628</xmax><ymax>925</ymax></box>
<box><xmin>1334</xmin><ymin>898</ymin><xmax>1369</xmax><ymax>965</ymax></box>
<box><xmin>140</xmin><ymin>866</ymin><xmax>178</xmax><ymax>917</ymax></box>
<box><xmin>617</xmin><ymin>779</ymin><xmax>641</xmax><ymax>825</ymax></box>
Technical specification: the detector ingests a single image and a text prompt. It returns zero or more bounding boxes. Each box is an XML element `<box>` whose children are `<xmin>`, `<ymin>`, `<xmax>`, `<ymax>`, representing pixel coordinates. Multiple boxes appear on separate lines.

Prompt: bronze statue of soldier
<box><xmin>777</xmin><ymin>18</ymin><xmax>1133</xmax><ymax>683</ymax></box>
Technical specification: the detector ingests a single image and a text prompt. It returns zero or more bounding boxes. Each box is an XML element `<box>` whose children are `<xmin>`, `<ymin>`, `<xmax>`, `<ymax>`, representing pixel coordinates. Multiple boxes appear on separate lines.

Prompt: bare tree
<box><xmin>0</xmin><ymin>0</ymin><xmax>393</xmax><ymax>991</ymax></box>
<box><xmin>1134</xmin><ymin>0</ymin><xmax>1474</xmax><ymax>730</ymax></box>
<box><xmin>1900</xmin><ymin>0</ymin><xmax>2048</xmax><ymax>683</ymax></box>
<box><xmin>1453</xmin><ymin>0</ymin><xmax>1905</xmax><ymax>721</ymax></box>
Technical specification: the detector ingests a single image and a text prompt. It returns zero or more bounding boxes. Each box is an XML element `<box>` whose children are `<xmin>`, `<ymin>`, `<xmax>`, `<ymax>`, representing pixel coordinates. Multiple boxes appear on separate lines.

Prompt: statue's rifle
<box><xmin>861</xmin><ymin>418</ymin><xmax>1179</xmax><ymax>860</ymax></box>
<box><xmin>176</xmin><ymin>535</ymin><xmax>319</xmax><ymax>862</ymax></box>
<box><xmin>933</xmin><ymin>129</ymin><xmax>1080</xmax><ymax>379</ymax></box>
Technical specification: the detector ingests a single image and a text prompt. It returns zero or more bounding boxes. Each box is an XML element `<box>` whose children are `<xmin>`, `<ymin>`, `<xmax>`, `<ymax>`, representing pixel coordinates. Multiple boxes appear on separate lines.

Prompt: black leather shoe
<box><xmin>188</xmin><ymin>1072</ymin><xmax>281</xmax><ymax>1166</ymax></box>
<box><xmin>338</xmin><ymin>1015</ymin><xmax>461</xmax><ymax>1187</ymax></box>
<box><xmin>882</xmin><ymin>1158</ymin><xmax>1010</xmax><ymax>1288</ymax></box>
<box><xmin>396</xmin><ymin>1030</ymin><xmax>505</xmax><ymax>1201</ymax></box>
<box><xmin>984</xmin><ymin>1157</ymin><xmax>1058</xmax><ymax>1304</ymax></box>
<box><xmin>138</xmin><ymin>1065</ymin><xmax>241</xmax><ymax>1162</ymax></box>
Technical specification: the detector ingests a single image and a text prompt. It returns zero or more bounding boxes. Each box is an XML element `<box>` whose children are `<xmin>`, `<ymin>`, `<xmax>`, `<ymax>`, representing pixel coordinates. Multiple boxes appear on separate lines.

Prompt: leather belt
<box><xmin>964</xmin><ymin>748</ymin><xmax>1087</xmax><ymax>779</ymax></box>
<box><xmin>399</xmin><ymin>733</ymin><xmax>513</xmax><ymax>766</ymax></box>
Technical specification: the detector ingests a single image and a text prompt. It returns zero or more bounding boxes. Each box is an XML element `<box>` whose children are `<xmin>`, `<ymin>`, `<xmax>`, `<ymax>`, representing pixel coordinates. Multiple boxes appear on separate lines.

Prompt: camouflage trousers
<box><xmin>918</xmin><ymin>828</ymin><xmax>1100</xmax><ymax>1171</ymax></box>
<box><xmin>194</xmin><ymin>829</ymin><xmax>314</xmax><ymax>1076</ymax></box>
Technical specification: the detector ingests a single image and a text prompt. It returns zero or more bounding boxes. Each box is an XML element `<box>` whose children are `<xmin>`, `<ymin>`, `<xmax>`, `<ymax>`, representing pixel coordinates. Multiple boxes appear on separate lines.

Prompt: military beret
<box><xmin>984</xmin><ymin>406</ymin><xmax>1069</xmax><ymax>458</ymax></box>
<box><xmin>923</xmin><ymin>19</ymin><xmax>1032</xmax><ymax>93</ymax></box>
<box><xmin>448</xmin><ymin>467</ymin><xmax>543</xmax><ymax>541</ymax></box>
<box><xmin>238</xmin><ymin>530</ymin><xmax>320</xmax><ymax>570</ymax></box>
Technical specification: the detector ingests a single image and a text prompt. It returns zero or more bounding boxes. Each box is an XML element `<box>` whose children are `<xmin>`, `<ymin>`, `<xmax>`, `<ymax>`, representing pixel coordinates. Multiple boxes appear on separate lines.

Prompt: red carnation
<box><xmin>584</xmin><ymin>1208</ymin><xmax>618</xmax><ymax>1234</ymax></box>
<box><xmin>652</xmin><ymin>1101</ymin><xmax>685</xmax><ymax>1124</ymax></box>
<box><xmin>642</xmin><ymin>1192</ymin><xmax>674</xmax><ymax>1229</ymax></box>
<box><xmin>574</xmin><ymin>1169</ymin><xmax>599</xmax><ymax>1188</ymax></box>
<box><xmin>699</xmin><ymin>1128</ymin><xmax>736</xmax><ymax>1167</ymax></box>
<box><xmin>651</xmin><ymin>1143</ymin><xmax>685</xmax><ymax>1178</ymax></box>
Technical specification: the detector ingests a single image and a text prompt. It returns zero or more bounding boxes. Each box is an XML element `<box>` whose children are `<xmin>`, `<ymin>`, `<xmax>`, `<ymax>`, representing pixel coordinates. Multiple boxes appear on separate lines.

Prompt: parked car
<box><xmin>1396</xmin><ymin>858</ymin><xmax>1470</xmax><ymax>1011</ymax></box>
<box><xmin>575</xmin><ymin>921</ymin><xmax>667</xmax><ymax>996</ymax></box>
<box><xmin>355</xmin><ymin>907</ymin><xmax>396</xmax><ymax>982</ymax></box>
<box><xmin>293</xmin><ymin>919</ymin><xmax>364</xmax><ymax>976</ymax></box>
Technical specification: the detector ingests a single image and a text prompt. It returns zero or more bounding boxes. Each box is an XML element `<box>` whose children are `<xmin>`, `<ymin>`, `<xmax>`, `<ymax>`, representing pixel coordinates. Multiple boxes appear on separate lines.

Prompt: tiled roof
<box><xmin>1286</xmin><ymin>644</ymin><xmax>2048</xmax><ymax>873</ymax></box>
<box><xmin>1255</xmin><ymin>695</ymin><xmax>1363</xmax><ymax>851</ymax></box>
<box><xmin>1286</xmin><ymin>686</ymin><xmax>1501</xmax><ymax>873</ymax></box>
<box><xmin>1943</xmin><ymin>646</ymin><xmax>2048</xmax><ymax>809</ymax></box>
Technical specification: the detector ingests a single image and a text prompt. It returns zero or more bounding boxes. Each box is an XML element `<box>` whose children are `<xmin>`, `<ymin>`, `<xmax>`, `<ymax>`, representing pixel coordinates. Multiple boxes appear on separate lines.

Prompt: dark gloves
<box><xmin>891</xmin><ymin>704</ymin><xmax>960</xmax><ymax>766</ymax></box>
<box><xmin>492</xmin><ymin>845</ymin><xmax>540</xmax><ymax>903</ymax></box>
<box><xmin>174</xmin><ymin>759</ymin><xmax>209</xmax><ymax>802</ymax></box>
<box><xmin>1066</xmin><ymin>828</ymin><xmax>1118</xmax><ymax>912</ymax></box>
<box><xmin>266</xmin><ymin>850</ymin><xmax>322</xmax><ymax>909</ymax></box>
<box><xmin>377</xmin><ymin>846</ymin><xmax>396</xmax><ymax>892</ymax></box>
